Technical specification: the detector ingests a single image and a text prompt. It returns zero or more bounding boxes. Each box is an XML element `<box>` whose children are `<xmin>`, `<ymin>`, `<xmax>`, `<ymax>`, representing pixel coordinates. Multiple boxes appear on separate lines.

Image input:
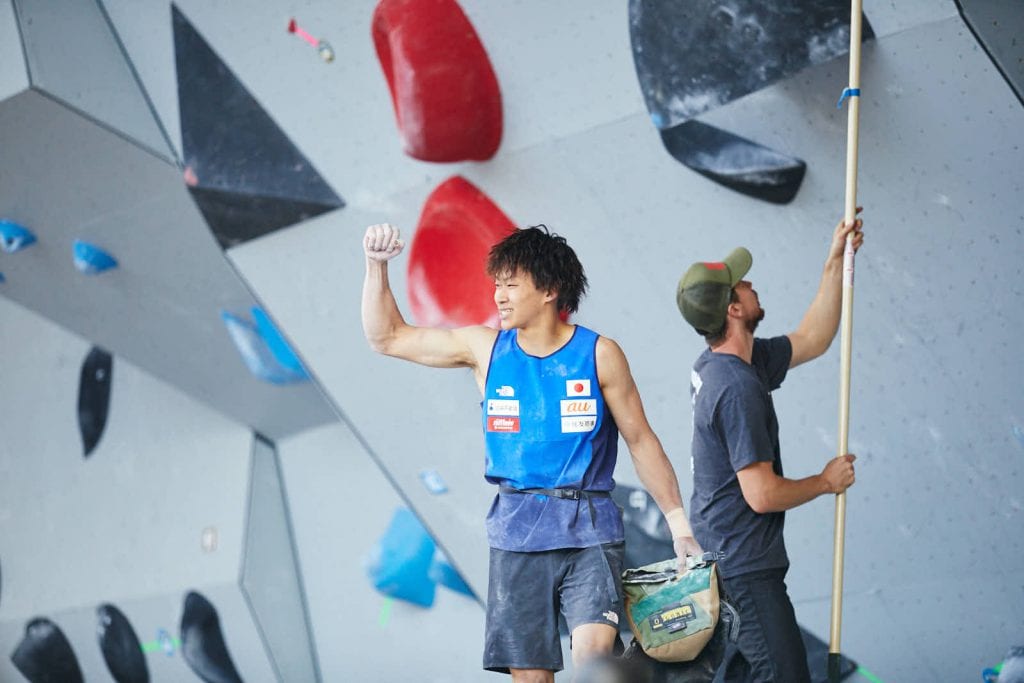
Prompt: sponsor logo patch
<box><xmin>566</xmin><ymin>379</ymin><xmax>591</xmax><ymax>397</ymax></box>
<box><xmin>561</xmin><ymin>416</ymin><xmax>596</xmax><ymax>433</ymax></box>
<box><xmin>560</xmin><ymin>399</ymin><xmax>596</xmax><ymax>416</ymax></box>
<box><xmin>649</xmin><ymin>601</ymin><xmax>696</xmax><ymax>632</ymax></box>
<box><xmin>602</xmin><ymin>610</ymin><xmax>619</xmax><ymax>625</ymax></box>
<box><xmin>496</xmin><ymin>385</ymin><xmax>515</xmax><ymax>397</ymax></box>
<box><xmin>487</xmin><ymin>416</ymin><xmax>520</xmax><ymax>433</ymax></box>
<box><xmin>486</xmin><ymin>399</ymin><xmax>520</xmax><ymax>416</ymax></box>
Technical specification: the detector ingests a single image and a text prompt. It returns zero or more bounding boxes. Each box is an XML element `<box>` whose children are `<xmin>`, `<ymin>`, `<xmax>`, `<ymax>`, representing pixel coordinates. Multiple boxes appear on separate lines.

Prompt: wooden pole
<box><xmin>829</xmin><ymin>2</ymin><xmax>863</xmax><ymax>681</ymax></box>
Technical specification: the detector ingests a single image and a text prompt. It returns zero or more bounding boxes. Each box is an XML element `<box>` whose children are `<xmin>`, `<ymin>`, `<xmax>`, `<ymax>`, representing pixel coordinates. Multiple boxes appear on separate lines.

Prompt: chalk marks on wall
<box><xmin>629</xmin><ymin>0</ymin><xmax>873</xmax><ymax>203</ymax></box>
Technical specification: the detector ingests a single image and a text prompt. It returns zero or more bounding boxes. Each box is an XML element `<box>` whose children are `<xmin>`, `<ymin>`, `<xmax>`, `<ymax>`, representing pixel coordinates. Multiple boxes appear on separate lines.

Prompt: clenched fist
<box><xmin>364</xmin><ymin>223</ymin><xmax>405</xmax><ymax>262</ymax></box>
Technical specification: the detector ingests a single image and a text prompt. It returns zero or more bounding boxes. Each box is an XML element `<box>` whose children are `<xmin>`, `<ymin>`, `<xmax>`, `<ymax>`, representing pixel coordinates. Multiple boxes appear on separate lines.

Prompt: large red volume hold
<box><xmin>372</xmin><ymin>0</ymin><xmax>503</xmax><ymax>162</ymax></box>
<box><xmin>407</xmin><ymin>176</ymin><xmax>516</xmax><ymax>328</ymax></box>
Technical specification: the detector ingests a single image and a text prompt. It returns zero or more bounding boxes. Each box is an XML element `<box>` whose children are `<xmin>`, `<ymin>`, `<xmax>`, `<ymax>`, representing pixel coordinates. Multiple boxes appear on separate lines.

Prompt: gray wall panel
<box><xmin>13</xmin><ymin>0</ymin><xmax>173</xmax><ymax>161</ymax></box>
<box><xmin>100</xmin><ymin>0</ymin><xmax>183</xmax><ymax>160</ymax></box>
<box><xmin>277</xmin><ymin>423</ymin><xmax>488</xmax><ymax>682</ymax></box>
<box><xmin>0</xmin><ymin>296</ymin><xmax>252</xmax><ymax>621</ymax></box>
<box><xmin>0</xmin><ymin>0</ymin><xmax>28</xmax><ymax>103</ymax></box>
<box><xmin>0</xmin><ymin>89</ymin><xmax>337</xmax><ymax>438</ymax></box>
<box><xmin>241</xmin><ymin>436</ymin><xmax>319</xmax><ymax>681</ymax></box>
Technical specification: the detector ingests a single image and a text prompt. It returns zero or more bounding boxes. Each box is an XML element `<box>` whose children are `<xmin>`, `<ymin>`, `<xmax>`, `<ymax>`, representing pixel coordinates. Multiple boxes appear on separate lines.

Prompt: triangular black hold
<box><xmin>11</xmin><ymin>618</ymin><xmax>85</xmax><ymax>683</ymax></box>
<box><xmin>660</xmin><ymin>120</ymin><xmax>806</xmax><ymax>204</ymax></box>
<box><xmin>188</xmin><ymin>187</ymin><xmax>341</xmax><ymax>249</ymax></box>
<box><xmin>630</xmin><ymin>0</ymin><xmax>874</xmax><ymax>128</ymax></box>
<box><xmin>180</xmin><ymin>591</ymin><xmax>244</xmax><ymax>683</ymax></box>
<box><xmin>78</xmin><ymin>346</ymin><xmax>113</xmax><ymax>457</ymax></box>
<box><xmin>98</xmin><ymin>604</ymin><xmax>150</xmax><ymax>683</ymax></box>
<box><xmin>172</xmin><ymin>4</ymin><xmax>344</xmax><ymax>248</ymax></box>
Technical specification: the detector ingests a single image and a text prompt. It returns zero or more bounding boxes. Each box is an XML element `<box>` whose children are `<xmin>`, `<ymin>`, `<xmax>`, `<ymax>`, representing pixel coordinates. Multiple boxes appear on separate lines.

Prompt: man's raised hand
<box><xmin>364</xmin><ymin>223</ymin><xmax>405</xmax><ymax>262</ymax></box>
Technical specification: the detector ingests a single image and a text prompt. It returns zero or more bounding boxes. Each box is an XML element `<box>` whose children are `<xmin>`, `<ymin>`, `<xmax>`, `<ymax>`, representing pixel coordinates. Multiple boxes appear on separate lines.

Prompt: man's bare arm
<box><xmin>362</xmin><ymin>223</ymin><xmax>495</xmax><ymax>373</ymax></box>
<box><xmin>735</xmin><ymin>455</ymin><xmax>856</xmax><ymax>514</ymax></box>
<box><xmin>597</xmin><ymin>337</ymin><xmax>702</xmax><ymax>559</ymax></box>
<box><xmin>788</xmin><ymin>213</ymin><xmax>864</xmax><ymax>368</ymax></box>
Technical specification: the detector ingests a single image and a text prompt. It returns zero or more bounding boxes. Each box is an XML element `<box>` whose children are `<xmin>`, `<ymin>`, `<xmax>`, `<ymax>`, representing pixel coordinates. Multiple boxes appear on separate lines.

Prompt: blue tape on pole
<box><xmin>836</xmin><ymin>87</ymin><xmax>861</xmax><ymax>108</ymax></box>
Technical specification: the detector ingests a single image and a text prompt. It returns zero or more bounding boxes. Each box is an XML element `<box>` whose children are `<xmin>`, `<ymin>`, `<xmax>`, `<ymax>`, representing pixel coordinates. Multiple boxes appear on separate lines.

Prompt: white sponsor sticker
<box><xmin>496</xmin><ymin>385</ymin><xmax>515</xmax><ymax>397</ymax></box>
<box><xmin>560</xmin><ymin>399</ymin><xmax>597</xmax><ymax>416</ymax></box>
<box><xmin>486</xmin><ymin>399</ymin><xmax>520</xmax><ymax>416</ymax></box>
<box><xmin>561</xmin><ymin>416</ymin><xmax>597</xmax><ymax>433</ymax></box>
<box><xmin>566</xmin><ymin>379</ymin><xmax>591</xmax><ymax>397</ymax></box>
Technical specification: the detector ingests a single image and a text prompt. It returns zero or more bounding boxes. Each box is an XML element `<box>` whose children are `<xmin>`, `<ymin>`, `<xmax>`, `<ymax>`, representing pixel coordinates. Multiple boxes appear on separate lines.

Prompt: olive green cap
<box><xmin>675</xmin><ymin>247</ymin><xmax>752</xmax><ymax>333</ymax></box>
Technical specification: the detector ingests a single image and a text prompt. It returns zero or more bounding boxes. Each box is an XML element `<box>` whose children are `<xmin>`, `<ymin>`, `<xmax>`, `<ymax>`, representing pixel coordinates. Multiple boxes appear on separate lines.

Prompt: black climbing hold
<box><xmin>11</xmin><ymin>618</ymin><xmax>84</xmax><ymax>683</ymax></box>
<box><xmin>78</xmin><ymin>346</ymin><xmax>113</xmax><ymax>457</ymax></box>
<box><xmin>630</xmin><ymin>0</ymin><xmax>875</xmax><ymax>128</ymax></box>
<box><xmin>661</xmin><ymin>120</ymin><xmax>807</xmax><ymax>204</ymax></box>
<box><xmin>98</xmin><ymin>603</ymin><xmax>150</xmax><ymax>683</ymax></box>
<box><xmin>180</xmin><ymin>591</ymin><xmax>244</xmax><ymax>683</ymax></box>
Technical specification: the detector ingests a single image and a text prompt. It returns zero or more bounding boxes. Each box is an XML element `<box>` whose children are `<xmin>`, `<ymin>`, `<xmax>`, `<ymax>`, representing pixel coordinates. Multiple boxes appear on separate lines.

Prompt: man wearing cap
<box><xmin>676</xmin><ymin>215</ymin><xmax>864</xmax><ymax>682</ymax></box>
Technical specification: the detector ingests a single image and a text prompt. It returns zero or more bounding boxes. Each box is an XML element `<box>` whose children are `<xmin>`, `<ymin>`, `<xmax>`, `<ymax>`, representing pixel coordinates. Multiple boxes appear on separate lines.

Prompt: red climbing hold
<box><xmin>372</xmin><ymin>0</ymin><xmax>503</xmax><ymax>162</ymax></box>
<box><xmin>407</xmin><ymin>176</ymin><xmax>516</xmax><ymax>328</ymax></box>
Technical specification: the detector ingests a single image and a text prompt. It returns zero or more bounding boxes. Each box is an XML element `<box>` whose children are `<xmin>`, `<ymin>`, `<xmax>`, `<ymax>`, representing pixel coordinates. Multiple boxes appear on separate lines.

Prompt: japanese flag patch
<box><xmin>566</xmin><ymin>379</ymin><xmax>591</xmax><ymax>397</ymax></box>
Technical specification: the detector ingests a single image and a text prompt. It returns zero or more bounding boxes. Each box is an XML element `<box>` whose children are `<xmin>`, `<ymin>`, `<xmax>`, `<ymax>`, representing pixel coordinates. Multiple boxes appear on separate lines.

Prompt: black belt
<box><xmin>499</xmin><ymin>486</ymin><xmax>611</xmax><ymax>527</ymax></box>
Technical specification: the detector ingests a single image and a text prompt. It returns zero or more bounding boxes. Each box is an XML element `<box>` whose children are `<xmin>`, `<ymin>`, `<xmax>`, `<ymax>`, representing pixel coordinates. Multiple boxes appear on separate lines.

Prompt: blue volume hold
<box><xmin>250</xmin><ymin>307</ymin><xmax>309</xmax><ymax>379</ymax></box>
<box><xmin>428</xmin><ymin>551</ymin><xmax>475</xmax><ymax>598</ymax></box>
<box><xmin>366</xmin><ymin>508</ymin><xmax>437</xmax><ymax>607</ymax></box>
<box><xmin>221</xmin><ymin>310</ymin><xmax>309</xmax><ymax>384</ymax></box>
<box><xmin>73</xmin><ymin>240</ymin><xmax>118</xmax><ymax>274</ymax></box>
<box><xmin>0</xmin><ymin>220</ymin><xmax>37</xmax><ymax>253</ymax></box>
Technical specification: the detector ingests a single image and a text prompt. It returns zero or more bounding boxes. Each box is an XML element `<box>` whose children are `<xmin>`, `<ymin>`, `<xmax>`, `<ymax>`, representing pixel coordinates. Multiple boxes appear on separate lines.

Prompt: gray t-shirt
<box><xmin>689</xmin><ymin>336</ymin><xmax>792</xmax><ymax>579</ymax></box>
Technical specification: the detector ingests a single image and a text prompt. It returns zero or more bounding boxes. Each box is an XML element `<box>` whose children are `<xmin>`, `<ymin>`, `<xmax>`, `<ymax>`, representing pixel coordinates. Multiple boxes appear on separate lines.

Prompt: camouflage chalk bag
<box><xmin>622</xmin><ymin>556</ymin><xmax>720</xmax><ymax>663</ymax></box>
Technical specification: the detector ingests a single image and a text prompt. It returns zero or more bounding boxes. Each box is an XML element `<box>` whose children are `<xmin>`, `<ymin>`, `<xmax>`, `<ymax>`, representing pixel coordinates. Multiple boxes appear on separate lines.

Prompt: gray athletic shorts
<box><xmin>483</xmin><ymin>542</ymin><xmax>625</xmax><ymax>673</ymax></box>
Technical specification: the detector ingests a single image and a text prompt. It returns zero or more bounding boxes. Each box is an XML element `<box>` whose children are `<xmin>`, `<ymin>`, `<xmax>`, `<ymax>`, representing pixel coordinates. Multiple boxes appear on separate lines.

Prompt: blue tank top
<box><xmin>482</xmin><ymin>325</ymin><xmax>625</xmax><ymax>551</ymax></box>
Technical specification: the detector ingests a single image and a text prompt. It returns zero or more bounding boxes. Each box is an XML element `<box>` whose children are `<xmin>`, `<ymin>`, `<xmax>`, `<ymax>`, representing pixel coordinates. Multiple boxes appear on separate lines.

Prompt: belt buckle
<box><xmin>566</xmin><ymin>489</ymin><xmax>582</xmax><ymax>500</ymax></box>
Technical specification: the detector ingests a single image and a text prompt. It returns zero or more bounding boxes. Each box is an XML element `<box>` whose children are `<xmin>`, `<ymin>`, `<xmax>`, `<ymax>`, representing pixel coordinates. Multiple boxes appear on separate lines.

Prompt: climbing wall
<box><xmin>2</xmin><ymin>0</ymin><xmax>1023</xmax><ymax>681</ymax></box>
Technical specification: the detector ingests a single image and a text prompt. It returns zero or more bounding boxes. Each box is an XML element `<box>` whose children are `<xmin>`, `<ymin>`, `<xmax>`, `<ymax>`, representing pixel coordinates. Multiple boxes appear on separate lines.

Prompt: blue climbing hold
<box><xmin>0</xmin><ymin>220</ymin><xmax>36</xmax><ymax>253</ymax></box>
<box><xmin>73</xmin><ymin>240</ymin><xmax>118</xmax><ymax>274</ymax></box>
<box><xmin>221</xmin><ymin>310</ymin><xmax>309</xmax><ymax>384</ymax></box>
<box><xmin>429</xmin><ymin>551</ymin><xmax>475</xmax><ymax>598</ymax></box>
<box><xmin>419</xmin><ymin>469</ymin><xmax>448</xmax><ymax>495</ymax></box>
<box><xmin>366</xmin><ymin>508</ymin><xmax>437</xmax><ymax>607</ymax></box>
<box><xmin>250</xmin><ymin>307</ymin><xmax>309</xmax><ymax>380</ymax></box>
